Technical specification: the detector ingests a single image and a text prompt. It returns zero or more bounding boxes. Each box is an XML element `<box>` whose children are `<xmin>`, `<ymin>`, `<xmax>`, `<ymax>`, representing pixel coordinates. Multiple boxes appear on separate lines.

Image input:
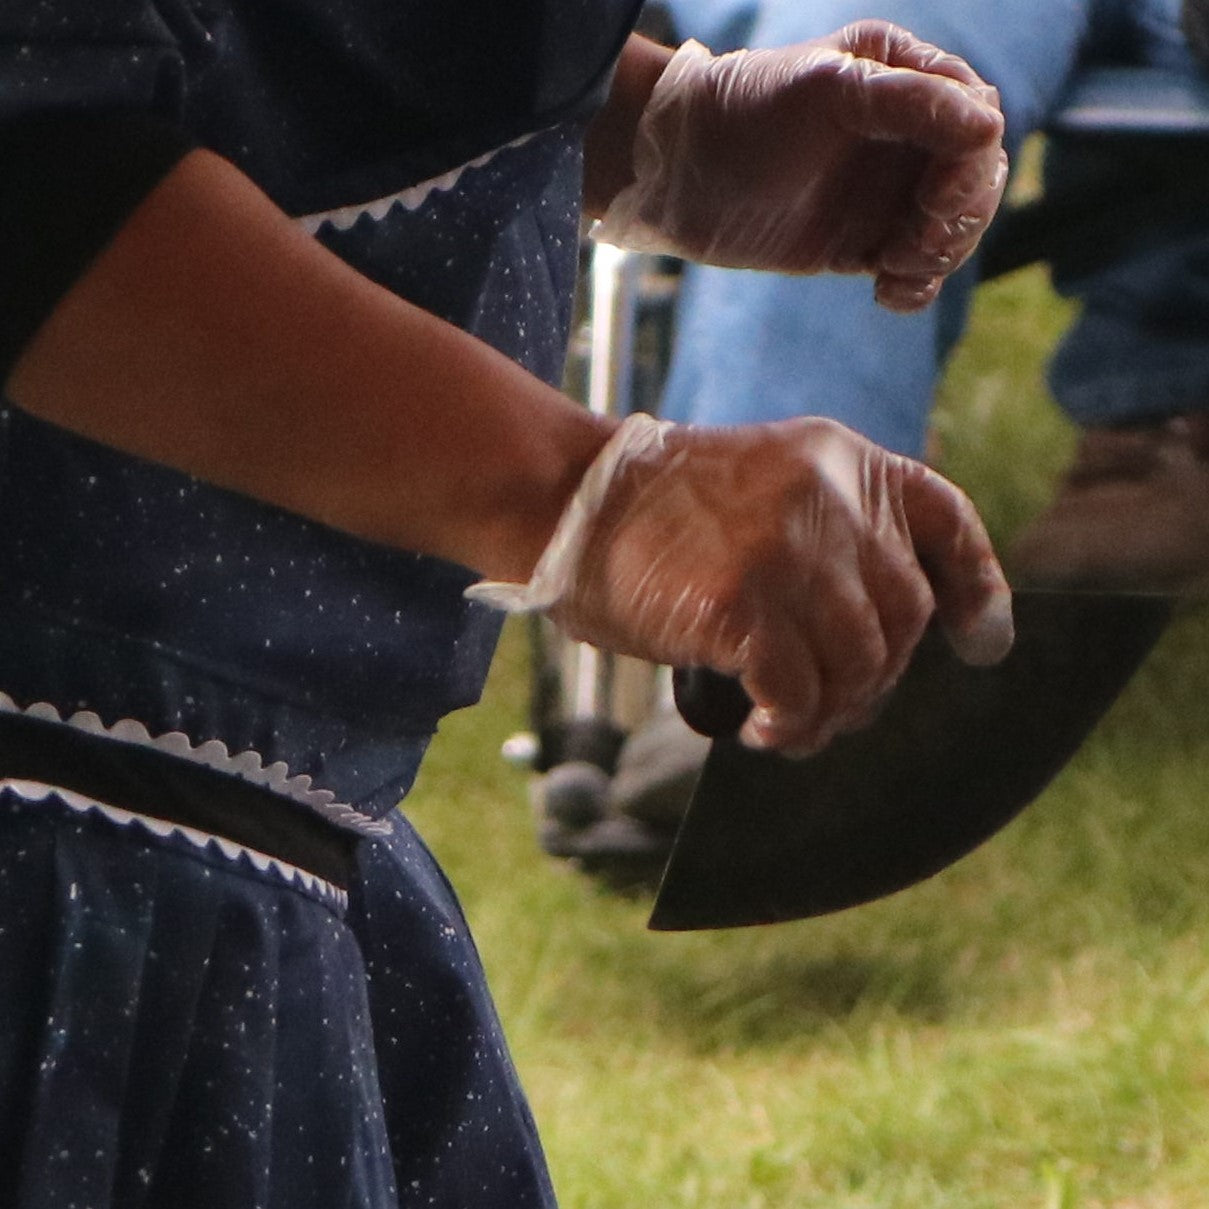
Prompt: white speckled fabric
<box><xmin>0</xmin><ymin>0</ymin><xmax>645</xmax><ymax>1202</ymax></box>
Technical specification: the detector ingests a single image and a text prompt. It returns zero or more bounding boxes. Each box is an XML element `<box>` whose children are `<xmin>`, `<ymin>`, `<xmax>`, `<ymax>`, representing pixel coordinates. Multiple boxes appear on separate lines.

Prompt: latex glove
<box><xmin>593</xmin><ymin>21</ymin><xmax>1009</xmax><ymax>312</ymax></box>
<box><xmin>468</xmin><ymin>414</ymin><xmax>1013</xmax><ymax>756</ymax></box>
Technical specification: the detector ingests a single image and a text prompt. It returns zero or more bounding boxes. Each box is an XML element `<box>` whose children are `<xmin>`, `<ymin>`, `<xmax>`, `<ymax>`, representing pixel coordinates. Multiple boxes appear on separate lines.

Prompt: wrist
<box><xmin>583</xmin><ymin>34</ymin><xmax>675</xmax><ymax>217</ymax></box>
<box><xmin>588</xmin><ymin>39</ymin><xmax>719</xmax><ymax>256</ymax></box>
<box><xmin>465</xmin><ymin>412</ymin><xmax>672</xmax><ymax>610</ymax></box>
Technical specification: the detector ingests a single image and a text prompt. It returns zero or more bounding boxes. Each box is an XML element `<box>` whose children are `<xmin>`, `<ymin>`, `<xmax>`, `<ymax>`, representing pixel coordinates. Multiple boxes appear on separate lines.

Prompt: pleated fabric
<box><xmin>0</xmin><ymin>790</ymin><xmax>397</xmax><ymax>1209</ymax></box>
<box><xmin>0</xmin><ymin>781</ymin><xmax>559</xmax><ymax>1209</ymax></box>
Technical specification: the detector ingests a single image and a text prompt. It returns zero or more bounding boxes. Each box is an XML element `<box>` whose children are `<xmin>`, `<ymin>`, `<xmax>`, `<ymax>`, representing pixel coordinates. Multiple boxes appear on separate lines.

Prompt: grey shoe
<box><xmin>532</xmin><ymin>709</ymin><xmax>710</xmax><ymax>890</ymax></box>
<box><xmin>539</xmin><ymin>813</ymin><xmax>672</xmax><ymax>889</ymax></box>
<box><xmin>532</xmin><ymin>760</ymin><xmax>670</xmax><ymax>889</ymax></box>
<box><xmin>607</xmin><ymin>708</ymin><xmax>710</xmax><ymax>831</ymax></box>
<box><xmin>532</xmin><ymin>760</ymin><xmax>610</xmax><ymax>831</ymax></box>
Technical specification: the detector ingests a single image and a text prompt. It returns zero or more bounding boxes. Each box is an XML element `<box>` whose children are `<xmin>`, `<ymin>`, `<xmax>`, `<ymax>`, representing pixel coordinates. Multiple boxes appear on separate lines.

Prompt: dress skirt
<box><xmin>0</xmin><ymin>771</ymin><xmax>554</xmax><ymax>1209</ymax></box>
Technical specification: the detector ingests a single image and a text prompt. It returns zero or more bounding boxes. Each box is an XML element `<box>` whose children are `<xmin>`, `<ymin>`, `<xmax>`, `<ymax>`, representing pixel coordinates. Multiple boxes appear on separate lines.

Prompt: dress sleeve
<box><xmin>0</xmin><ymin>2</ymin><xmax>196</xmax><ymax>380</ymax></box>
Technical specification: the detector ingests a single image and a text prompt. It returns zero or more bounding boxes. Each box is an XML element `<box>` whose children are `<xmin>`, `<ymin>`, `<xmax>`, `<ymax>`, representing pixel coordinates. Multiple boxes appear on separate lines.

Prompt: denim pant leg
<box><xmin>657</xmin><ymin>0</ymin><xmax>1096</xmax><ymax>455</ymax></box>
<box><xmin>659</xmin><ymin>0</ymin><xmax>760</xmax><ymax>51</ymax></box>
<box><xmin>658</xmin><ymin>265</ymin><xmax>962</xmax><ymax>456</ymax></box>
<box><xmin>1046</xmin><ymin>0</ymin><xmax>1209</xmax><ymax>426</ymax></box>
<box><xmin>1049</xmin><ymin>221</ymin><xmax>1209</xmax><ymax>425</ymax></box>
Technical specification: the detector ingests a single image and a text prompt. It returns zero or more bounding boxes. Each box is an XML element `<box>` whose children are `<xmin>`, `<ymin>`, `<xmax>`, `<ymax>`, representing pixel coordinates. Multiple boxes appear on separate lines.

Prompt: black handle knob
<box><xmin>672</xmin><ymin>666</ymin><xmax>753</xmax><ymax>738</ymax></box>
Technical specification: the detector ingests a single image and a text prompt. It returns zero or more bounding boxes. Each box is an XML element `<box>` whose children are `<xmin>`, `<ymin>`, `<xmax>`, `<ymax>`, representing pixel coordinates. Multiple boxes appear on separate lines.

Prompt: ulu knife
<box><xmin>648</xmin><ymin>589</ymin><xmax>1173</xmax><ymax>931</ymax></box>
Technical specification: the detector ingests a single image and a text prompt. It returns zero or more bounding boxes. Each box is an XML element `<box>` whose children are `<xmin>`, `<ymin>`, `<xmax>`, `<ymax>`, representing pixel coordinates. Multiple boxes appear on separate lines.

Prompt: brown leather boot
<box><xmin>1009</xmin><ymin>414</ymin><xmax>1209</xmax><ymax>593</ymax></box>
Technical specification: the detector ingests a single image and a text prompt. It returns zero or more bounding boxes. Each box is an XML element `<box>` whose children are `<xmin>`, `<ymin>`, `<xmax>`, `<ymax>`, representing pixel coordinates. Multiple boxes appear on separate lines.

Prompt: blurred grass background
<box><xmin>403</xmin><ymin>229</ymin><xmax>1209</xmax><ymax>1206</ymax></box>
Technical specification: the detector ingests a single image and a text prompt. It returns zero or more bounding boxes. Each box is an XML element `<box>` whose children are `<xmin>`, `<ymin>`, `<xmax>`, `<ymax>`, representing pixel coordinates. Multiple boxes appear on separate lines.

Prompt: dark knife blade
<box><xmin>648</xmin><ymin>589</ymin><xmax>1173</xmax><ymax>931</ymax></box>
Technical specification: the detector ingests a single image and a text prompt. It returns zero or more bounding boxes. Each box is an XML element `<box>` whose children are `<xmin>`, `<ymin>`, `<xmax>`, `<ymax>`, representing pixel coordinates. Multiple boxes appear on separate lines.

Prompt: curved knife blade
<box><xmin>649</xmin><ymin>589</ymin><xmax>1173</xmax><ymax>931</ymax></box>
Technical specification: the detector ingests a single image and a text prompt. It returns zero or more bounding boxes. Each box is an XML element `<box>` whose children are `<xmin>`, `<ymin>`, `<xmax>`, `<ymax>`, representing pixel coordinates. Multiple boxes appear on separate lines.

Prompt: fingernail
<box><xmin>947</xmin><ymin>587</ymin><xmax>1015</xmax><ymax>666</ymax></box>
<box><xmin>875</xmin><ymin>276</ymin><xmax>939</xmax><ymax>312</ymax></box>
<box><xmin>740</xmin><ymin>709</ymin><xmax>827</xmax><ymax>758</ymax></box>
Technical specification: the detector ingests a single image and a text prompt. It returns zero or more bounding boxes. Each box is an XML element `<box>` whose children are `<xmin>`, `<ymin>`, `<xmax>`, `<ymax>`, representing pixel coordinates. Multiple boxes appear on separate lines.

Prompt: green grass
<box><xmin>402</xmin><ymin>263</ymin><xmax>1209</xmax><ymax>1208</ymax></box>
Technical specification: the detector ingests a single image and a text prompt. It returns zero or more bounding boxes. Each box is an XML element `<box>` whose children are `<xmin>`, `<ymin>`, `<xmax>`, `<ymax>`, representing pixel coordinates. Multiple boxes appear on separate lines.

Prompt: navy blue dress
<box><xmin>0</xmin><ymin>1</ymin><xmax>643</xmax><ymax>1204</ymax></box>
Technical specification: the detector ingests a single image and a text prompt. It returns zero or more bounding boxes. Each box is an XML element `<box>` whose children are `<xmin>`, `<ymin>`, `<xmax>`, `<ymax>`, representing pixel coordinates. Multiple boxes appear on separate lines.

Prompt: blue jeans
<box><xmin>657</xmin><ymin>0</ymin><xmax>1209</xmax><ymax>455</ymax></box>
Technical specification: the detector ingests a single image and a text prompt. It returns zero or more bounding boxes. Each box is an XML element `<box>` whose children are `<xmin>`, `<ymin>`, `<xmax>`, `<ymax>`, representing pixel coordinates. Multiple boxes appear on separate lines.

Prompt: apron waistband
<box><xmin>0</xmin><ymin>709</ymin><xmax>357</xmax><ymax>891</ymax></box>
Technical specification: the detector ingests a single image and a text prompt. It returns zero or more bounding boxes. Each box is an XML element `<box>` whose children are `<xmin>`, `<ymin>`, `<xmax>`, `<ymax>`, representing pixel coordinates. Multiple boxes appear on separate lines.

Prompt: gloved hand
<box><xmin>468</xmin><ymin>413</ymin><xmax>1014</xmax><ymax>756</ymax></box>
<box><xmin>593</xmin><ymin>21</ymin><xmax>1009</xmax><ymax>313</ymax></box>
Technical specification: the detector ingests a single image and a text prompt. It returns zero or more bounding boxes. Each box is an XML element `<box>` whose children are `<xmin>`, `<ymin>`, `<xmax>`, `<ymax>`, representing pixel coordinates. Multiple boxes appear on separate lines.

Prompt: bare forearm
<box><xmin>5</xmin><ymin>149</ymin><xmax>614</xmax><ymax>582</ymax></box>
<box><xmin>583</xmin><ymin>34</ymin><xmax>673</xmax><ymax>217</ymax></box>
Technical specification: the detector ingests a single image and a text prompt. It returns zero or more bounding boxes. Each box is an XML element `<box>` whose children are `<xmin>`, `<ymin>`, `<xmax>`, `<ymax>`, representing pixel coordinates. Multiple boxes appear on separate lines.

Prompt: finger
<box><xmin>805</xmin><ymin>573</ymin><xmax>893</xmax><ymax>724</ymax></box>
<box><xmin>917</xmin><ymin>145</ymin><xmax>1010</xmax><ymax>225</ymax></box>
<box><xmin>739</xmin><ymin>570</ymin><xmax>902</xmax><ymax>755</ymax></box>
<box><xmin>898</xmin><ymin>460</ymin><xmax>1015</xmax><ymax>665</ymax></box>
<box><xmin>831</xmin><ymin>20</ymin><xmax>999</xmax><ymax>103</ymax></box>
<box><xmin>738</xmin><ymin>640</ymin><xmax>827</xmax><ymax>754</ymax></box>
<box><xmin>819</xmin><ymin>541</ymin><xmax>937</xmax><ymax>739</ymax></box>
<box><xmin>876</xmin><ymin>148</ymin><xmax>1009</xmax><ymax>282</ymax></box>
<box><xmin>864</xmin><ymin>544</ymin><xmax>937</xmax><ymax>688</ymax></box>
<box><xmin>834</xmin><ymin>688</ymin><xmax>891</xmax><ymax>737</ymax></box>
<box><xmin>832</xmin><ymin>59</ymin><xmax>1005</xmax><ymax>155</ymax></box>
<box><xmin>876</xmin><ymin>213</ymin><xmax>983</xmax><ymax>282</ymax></box>
<box><xmin>873</xmin><ymin>271</ymin><xmax>943</xmax><ymax>313</ymax></box>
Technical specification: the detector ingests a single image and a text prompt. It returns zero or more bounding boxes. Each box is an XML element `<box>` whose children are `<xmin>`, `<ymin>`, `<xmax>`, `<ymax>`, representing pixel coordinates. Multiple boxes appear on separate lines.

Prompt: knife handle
<box><xmin>672</xmin><ymin>666</ymin><xmax>753</xmax><ymax>738</ymax></box>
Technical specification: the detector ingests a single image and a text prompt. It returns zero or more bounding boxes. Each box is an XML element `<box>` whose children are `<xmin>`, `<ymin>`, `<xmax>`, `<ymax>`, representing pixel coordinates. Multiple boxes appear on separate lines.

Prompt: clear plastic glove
<box><xmin>468</xmin><ymin>414</ymin><xmax>1014</xmax><ymax>756</ymax></box>
<box><xmin>593</xmin><ymin>21</ymin><xmax>1009</xmax><ymax>313</ymax></box>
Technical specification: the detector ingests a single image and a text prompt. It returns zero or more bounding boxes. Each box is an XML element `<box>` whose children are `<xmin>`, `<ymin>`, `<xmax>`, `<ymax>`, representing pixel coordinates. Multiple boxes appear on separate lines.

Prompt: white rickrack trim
<box><xmin>296</xmin><ymin>131</ymin><xmax>538</xmax><ymax>235</ymax></box>
<box><xmin>0</xmin><ymin>778</ymin><xmax>349</xmax><ymax>910</ymax></box>
<box><xmin>0</xmin><ymin>693</ymin><xmax>392</xmax><ymax>838</ymax></box>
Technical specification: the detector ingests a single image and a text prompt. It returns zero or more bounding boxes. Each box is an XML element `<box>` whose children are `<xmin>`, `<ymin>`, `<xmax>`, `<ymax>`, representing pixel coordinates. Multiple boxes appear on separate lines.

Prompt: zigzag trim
<box><xmin>296</xmin><ymin>131</ymin><xmax>538</xmax><ymax>234</ymax></box>
<box><xmin>1</xmin><ymin>777</ymin><xmax>349</xmax><ymax>909</ymax></box>
<box><xmin>0</xmin><ymin>693</ymin><xmax>392</xmax><ymax>837</ymax></box>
